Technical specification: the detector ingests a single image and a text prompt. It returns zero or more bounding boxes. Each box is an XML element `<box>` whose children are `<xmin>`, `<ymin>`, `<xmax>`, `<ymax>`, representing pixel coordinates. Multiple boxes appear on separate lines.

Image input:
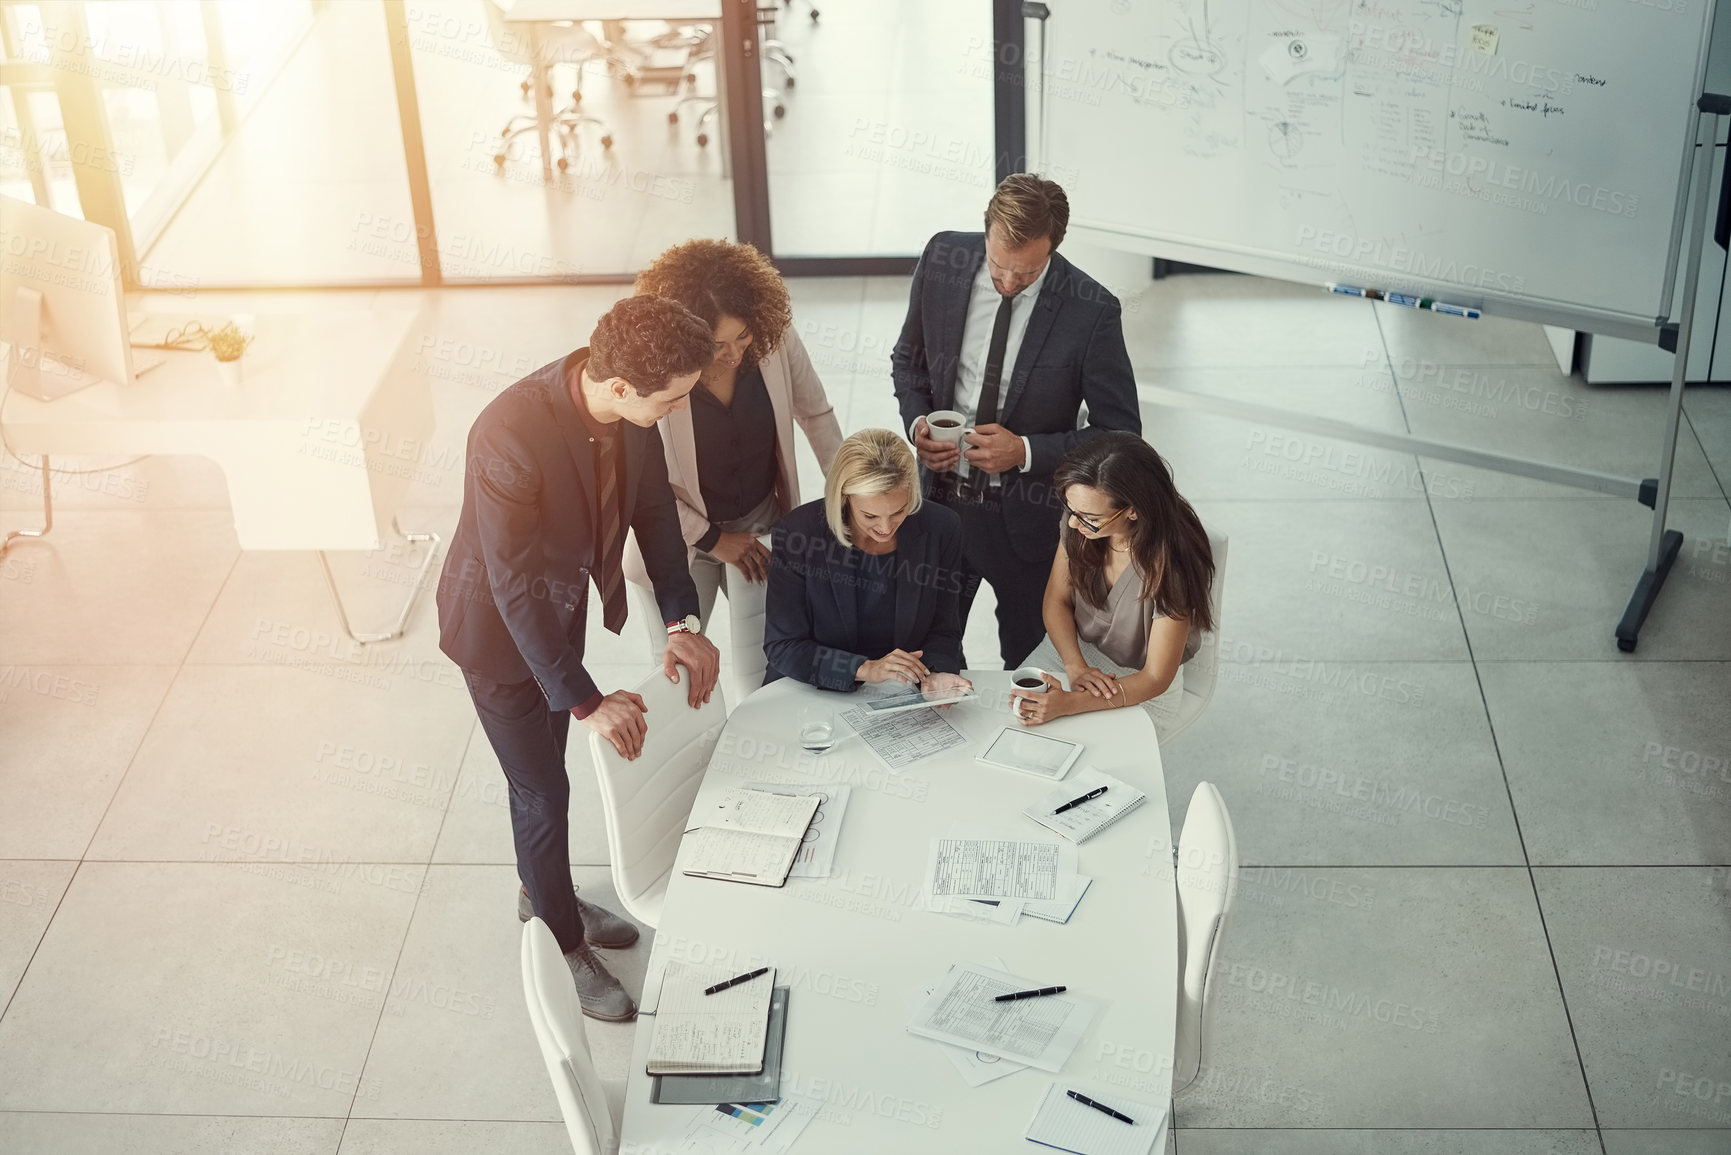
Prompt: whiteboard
<box><xmin>1034</xmin><ymin>0</ymin><xmax>1717</xmax><ymax>340</ymax></box>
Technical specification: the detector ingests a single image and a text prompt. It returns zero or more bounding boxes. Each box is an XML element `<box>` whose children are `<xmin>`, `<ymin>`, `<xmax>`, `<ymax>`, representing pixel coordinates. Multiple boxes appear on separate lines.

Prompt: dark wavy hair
<box><xmin>588</xmin><ymin>295</ymin><xmax>715</xmax><ymax>395</ymax></box>
<box><xmin>632</xmin><ymin>239</ymin><xmax>792</xmax><ymax>370</ymax></box>
<box><xmin>1054</xmin><ymin>433</ymin><xmax>1214</xmax><ymax>633</ymax></box>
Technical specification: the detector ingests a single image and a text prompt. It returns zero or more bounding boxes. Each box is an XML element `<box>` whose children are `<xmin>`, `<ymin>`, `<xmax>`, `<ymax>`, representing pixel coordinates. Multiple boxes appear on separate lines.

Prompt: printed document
<box><xmin>906</xmin><ymin>962</ymin><xmax>1097</xmax><ymax>1072</ymax></box>
<box><xmin>926</xmin><ymin>835</ymin><xmax>1073</xmax><ymax>902</ymax></box>
<box><xmin>839</xmin><ymin>702</ymin><xmax>967</xmax><ymax>770</ymax></box>
<box><xmin>681</xmin><ymin>788</ymin><xmax>823</xmax><ymax>888</ymax></box>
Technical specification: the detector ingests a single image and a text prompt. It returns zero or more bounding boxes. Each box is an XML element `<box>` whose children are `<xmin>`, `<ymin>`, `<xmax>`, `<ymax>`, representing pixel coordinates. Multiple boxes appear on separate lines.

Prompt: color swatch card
<box><xmin>1025</xmin><ymin>1081</ymin><xmax>1166</xmax><ymax>1155</ymax></box>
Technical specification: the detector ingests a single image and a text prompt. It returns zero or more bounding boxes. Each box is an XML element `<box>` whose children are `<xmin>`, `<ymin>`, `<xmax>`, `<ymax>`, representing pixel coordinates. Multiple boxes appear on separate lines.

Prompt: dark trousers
<box><xmin>461</xmin><ymin>669</ymin><xmax>585</xmax><ymax>954</ymax></box>
<box><xmin>951</xmin><ymin>491</ymin><xmax>1052</xmax><ymax>670</ymax></box>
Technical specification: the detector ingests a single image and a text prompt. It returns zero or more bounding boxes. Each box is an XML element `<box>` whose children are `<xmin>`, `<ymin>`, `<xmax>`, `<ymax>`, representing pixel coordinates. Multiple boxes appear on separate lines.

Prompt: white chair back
<box><xmin>588</xmin><ymin>670</ymin><xmax>727</xmax><ymax>929</ymax></box>
<box><xmin>1173</xmin><ymin>780</ymin><xmax>1237</xmax><ymax>1094</ymax></box>
<box><xmin>1160</xmin><ymin>530</ymin><xmax>1228</xmax><ymax>743</ymax></box>
<box><xmin>521</xmin><ymin>917</ymin><xmax>619</xmax><ymax>1155</ymax></box>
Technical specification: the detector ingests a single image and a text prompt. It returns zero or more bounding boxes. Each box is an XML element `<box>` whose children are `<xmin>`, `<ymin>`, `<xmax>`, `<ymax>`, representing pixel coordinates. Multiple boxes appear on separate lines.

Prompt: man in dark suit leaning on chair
<box><xmin>436</xmin><ymin>295</ymin><xmax>721</xmax><ymax>1023</ymax></box>
<box><xmin>892</xmin><ymin>173</ymin><xmax>1142</xmax><ymax>669</ymax></box>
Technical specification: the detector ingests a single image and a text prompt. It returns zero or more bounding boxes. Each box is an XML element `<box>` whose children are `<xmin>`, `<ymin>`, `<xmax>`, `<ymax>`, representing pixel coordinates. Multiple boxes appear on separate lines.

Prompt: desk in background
<box><xmin>623</xmin><ymin>672</ymin><xmax>1178</xmax><ymax>1153</ymax></box>
<box><xmin>2</xmin><ymin>310</ymin><xmax>437</xmax><ymax>640</ymax></box>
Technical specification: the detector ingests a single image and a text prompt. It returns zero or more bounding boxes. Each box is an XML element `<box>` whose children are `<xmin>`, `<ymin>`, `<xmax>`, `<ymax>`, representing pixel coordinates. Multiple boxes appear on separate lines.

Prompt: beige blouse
<box><xmin>1073</xmin><ymin>563</ymin><xmax>1200</xmax><ymax>670</ymax></box>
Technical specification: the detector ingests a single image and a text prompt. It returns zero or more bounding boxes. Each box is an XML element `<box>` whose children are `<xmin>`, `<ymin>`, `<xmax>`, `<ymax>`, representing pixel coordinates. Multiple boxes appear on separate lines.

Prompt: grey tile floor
<box><xmin>0</xmin><ymin>273</ymin><xmax>1727</xmax><ymax>1154</ymax></box>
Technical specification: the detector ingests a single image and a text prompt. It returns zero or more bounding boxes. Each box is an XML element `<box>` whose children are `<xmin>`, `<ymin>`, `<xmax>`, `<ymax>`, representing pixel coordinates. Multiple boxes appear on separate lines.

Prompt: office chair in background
<box><xmin>1172</xmin><ymin>781</ymin><xmax>1238</xmax><ymax>1096</ymax></box>
<box><xmin>484</xmin><ymin>0</ymin><xmax>615</xmax><ymax>169</ymax></box>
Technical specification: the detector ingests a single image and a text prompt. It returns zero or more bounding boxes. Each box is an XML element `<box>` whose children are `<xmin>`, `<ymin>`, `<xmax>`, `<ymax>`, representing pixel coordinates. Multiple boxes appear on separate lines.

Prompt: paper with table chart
<box><xmin>914</xmin><ymin>956</ymin><xmax>1030</xmax><ymax>1086</ymax></box>
<box><xmin>838</xmin><ymin>701</ymin><xmax>966</xmax><ymax>770</ymax></box>
<box><xmin>1024</xmin><ymin>768</ymin><xmax>1147</xmax><ymax>844</ymax></box>
<box><xmin>1025</xmin><ymin>1081</ymin><xmax>1166</xmax><ymax>1155</ymax></box>
<box><xmin>646</xmin><ymin>962</ymin><xmax>777</xmax><ymax>1076</ymax></box>
<box><xmin>745</xmin><ymin>782</ymin><xmax>851</xmax><ymax>878</ymax></box>
<box><xmin>905</xmin><ymin>962</ymin><xmax>1098</xmax><ymax>1072</ymax></box>
<box><xmin>681</xmin><ymin>788</ymin><xmax>823</xmax><ymax>888</ymax></box>
<box><xmin>925</xmin><ymin>831</ymin><xmax>1077</xmax><ymax>903</ymax></box>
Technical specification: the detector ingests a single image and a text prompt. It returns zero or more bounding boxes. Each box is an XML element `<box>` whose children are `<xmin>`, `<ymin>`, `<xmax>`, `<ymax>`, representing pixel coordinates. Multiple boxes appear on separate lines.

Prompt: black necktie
<box><xmin>973</xmin><ymin>293</ymin><xmax>1016</xmax><ymax>427</ymax></box>
<box><xmin>593</xmin><ymin>432</ymin><xmax>627</xmax><ymax>634</ymax></box>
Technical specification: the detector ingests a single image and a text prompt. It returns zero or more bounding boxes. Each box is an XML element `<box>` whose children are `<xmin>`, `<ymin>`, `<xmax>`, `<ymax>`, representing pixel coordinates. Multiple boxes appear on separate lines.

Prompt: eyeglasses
<box><xmin>1062</xmin><ymin>502</ymin><xmax>1127</xmax><ymax>534</ymax></box>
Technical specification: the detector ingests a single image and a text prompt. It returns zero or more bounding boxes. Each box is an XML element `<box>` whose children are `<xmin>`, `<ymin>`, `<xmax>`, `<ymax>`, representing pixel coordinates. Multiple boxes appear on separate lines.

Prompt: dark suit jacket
<box><xmin>891</xmin><ymin>230</ymin><xmax>1142</xmax><ymax>560</ymax></box>
<box><xmin>436</xmin><ymin>349</ymin><xmax>698</xmax><ymax>711</ymax></box>
<box><xmin>762</xmin><ymin>500</ymin><xmax>966</xmax><ymax>691</ymax></box>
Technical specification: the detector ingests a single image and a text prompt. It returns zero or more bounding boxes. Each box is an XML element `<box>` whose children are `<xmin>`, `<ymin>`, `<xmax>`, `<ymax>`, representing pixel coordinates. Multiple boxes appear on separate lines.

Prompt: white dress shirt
<box><xmin>914</xmin><ymin>254</ymin><xmax>1049</xmax><ymax>481</ymax></box>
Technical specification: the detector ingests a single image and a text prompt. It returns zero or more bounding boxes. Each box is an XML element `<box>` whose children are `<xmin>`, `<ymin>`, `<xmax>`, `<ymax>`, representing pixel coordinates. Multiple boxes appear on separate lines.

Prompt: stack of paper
<box><xmin>1025</xmin><ymin>1081</ymin><xmax>1166</xmax><ymax>1155</ymax></box>
<box><xmin>838</xmin><ymin>701</ymin><xmax>967</xmax><ymax>770</ymax></box>
<box><xmin>905</xmin><ymin>962</ymin><xmax>1098</xmax><ymax>1072</ymax></box>
<box><xmin>681</xmin><ymin>788</ymin><xmax>823</xmax><ymax>888</ymax></box>
<box><xmin>923</xmin><ymin>828</ymin><xmax>1090</xmax><ymax>926</ymax></box>
<box><xmin>1024</xmin><ymin>768</ymin><xmax>1147</xmax><ymax>844</ymax></box>
<box><xmin>646</xmin><ymin>962</ymin><xmax>777</xmax><ymax>1076</ymax></box>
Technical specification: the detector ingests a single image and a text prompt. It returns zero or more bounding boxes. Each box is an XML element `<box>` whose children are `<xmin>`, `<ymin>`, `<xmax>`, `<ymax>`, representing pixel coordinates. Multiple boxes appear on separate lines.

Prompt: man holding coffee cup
<box><xmin>891</xmin><ymin>174</ymin><xmax>1141</xmax><ymax>669</ymax></box>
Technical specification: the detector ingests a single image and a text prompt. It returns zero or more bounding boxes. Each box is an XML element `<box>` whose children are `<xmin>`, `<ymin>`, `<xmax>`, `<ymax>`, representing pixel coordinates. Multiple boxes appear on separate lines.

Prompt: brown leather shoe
<box><xmin>518</xmin><ymin>885</ymin><xmax>640</xmax><ymax>949</ymax></box>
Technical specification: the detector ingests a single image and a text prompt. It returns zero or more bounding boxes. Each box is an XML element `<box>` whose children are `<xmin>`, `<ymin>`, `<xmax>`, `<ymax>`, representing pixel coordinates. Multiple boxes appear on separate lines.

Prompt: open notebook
<box><xmin>681</xmin><ymin>788</ymin><xmax>823</xmax><ymax>888</ymax></box>
<box><xmin>646</xmin><ymin>961</ymin><xmax>778</xmax><ymax>1077</ymax></box>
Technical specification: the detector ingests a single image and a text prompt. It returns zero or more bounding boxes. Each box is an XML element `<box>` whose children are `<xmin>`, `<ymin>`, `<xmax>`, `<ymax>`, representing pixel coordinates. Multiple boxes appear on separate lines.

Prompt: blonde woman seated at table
<box><xmin>1011</xmin><ymin>432</ymin><xmax>1214</xmax><ymax>736</ymax></box>
<box><xmin>622</xmin><ymin>239</ymin><xmax>844</xmax><ymax>703</ymax></box>
<box><xmin>762</xmin><ymin>429</ymin><xmax>973</xmax><ymax>697</ymax></box>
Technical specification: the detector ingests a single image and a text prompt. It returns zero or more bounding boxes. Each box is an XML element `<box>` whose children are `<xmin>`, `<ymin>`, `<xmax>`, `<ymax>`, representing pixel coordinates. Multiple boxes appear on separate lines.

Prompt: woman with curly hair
<box><xmin>1010</xmin><ymin>432</ymin><xmax>1216</xmax><ymax>739</ymax></box>
<box><xmin>622</xmin><ymin>239</ymin><xmax>844</xmax><ymax>704</ymax></box>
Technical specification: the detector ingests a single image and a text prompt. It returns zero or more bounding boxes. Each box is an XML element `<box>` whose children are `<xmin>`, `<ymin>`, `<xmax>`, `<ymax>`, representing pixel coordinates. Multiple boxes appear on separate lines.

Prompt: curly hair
<box><xmin>633</xmin><ymin>239</ymin><xmax>792</xmax><ymax>369</ymax></box>
<box><xmin>588</xmin><ymin>295</ymin><xmax>715</xmax><ymax>396</ymax></box>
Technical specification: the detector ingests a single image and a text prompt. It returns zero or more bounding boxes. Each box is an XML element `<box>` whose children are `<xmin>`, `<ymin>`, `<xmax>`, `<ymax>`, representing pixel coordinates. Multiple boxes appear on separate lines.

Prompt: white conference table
<box><xmin>621</xmin><ymin>672</ymin><xmax>1177</xmax><ymax>1153</ymax></box>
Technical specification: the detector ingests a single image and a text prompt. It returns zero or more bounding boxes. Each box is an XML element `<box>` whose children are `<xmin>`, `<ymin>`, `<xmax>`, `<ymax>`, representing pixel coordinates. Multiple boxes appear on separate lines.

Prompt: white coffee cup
<box><xmin>924</xmin><ymin>410</ymin><xmax>969</xmax><ymax>445</ymax></box>
<box><xmin>1009</xmin><ymin>666</ymin><xmax>1050</xmax><ymax>716</ymax></box>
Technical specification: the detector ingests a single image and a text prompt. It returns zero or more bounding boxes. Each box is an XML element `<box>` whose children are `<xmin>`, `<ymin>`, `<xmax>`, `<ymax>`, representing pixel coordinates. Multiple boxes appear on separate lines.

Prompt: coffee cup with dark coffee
<box><xmin>1008</xmin><ymin>666</ymin><xmax>1051</xmax><ymax>718</ymax></box>
<box><xmin>924</xmin><ymin>410</ymin><xmax>969</xmax><ymax>446</ymax></box>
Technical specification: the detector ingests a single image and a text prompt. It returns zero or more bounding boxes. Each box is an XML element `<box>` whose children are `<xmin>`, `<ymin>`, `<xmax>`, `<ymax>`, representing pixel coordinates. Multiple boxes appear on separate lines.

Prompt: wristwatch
<box><xmin>666</xmin><ymin>614</ymin><xmax>703</xmax><ymax>636</ymax></box>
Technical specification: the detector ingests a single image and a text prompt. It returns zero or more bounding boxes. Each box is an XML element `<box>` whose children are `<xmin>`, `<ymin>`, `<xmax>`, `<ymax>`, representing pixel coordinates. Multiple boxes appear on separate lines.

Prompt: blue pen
<box><xmin>1429</xmin><ymin>301</ymin><xmax>1481</xmax><ymax>319</ymax></box>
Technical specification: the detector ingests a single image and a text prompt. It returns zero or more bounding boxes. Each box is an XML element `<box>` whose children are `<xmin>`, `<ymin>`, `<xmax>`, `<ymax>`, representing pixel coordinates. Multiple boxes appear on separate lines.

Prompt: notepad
<box><xmin>646</xmin><ymin>961</ymin><xmax>777</xmax><ymax>1076</ymax></box>
<box><xmin>1025</xmin><ymin>1081</ymin><xmax>1166</xmax><ymax>1155</ymax></box>
<box><xmin>681</xmin><ymin>788</ymin><xmax>823</xmax><ymax>888</ymax></box>
<box><xmin>1023</xmin><ymin>768</ymin><xmax>1146</xmax><ymax>844</ymax></box>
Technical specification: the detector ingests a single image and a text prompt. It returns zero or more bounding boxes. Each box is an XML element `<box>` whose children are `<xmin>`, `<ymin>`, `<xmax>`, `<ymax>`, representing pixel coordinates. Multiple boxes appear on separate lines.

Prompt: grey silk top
<box><xmin>1073</xmin><ymin>562</ymin><xmax>1200</xmax><ymax>670</ymax></box>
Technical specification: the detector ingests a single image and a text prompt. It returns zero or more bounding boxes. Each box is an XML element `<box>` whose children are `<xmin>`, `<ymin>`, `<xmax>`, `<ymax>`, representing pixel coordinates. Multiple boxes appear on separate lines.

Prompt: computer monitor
<box><xmin>0</xmin><ymin>195</ymin><xmax>135</xmax><ymax>401</ymax></box>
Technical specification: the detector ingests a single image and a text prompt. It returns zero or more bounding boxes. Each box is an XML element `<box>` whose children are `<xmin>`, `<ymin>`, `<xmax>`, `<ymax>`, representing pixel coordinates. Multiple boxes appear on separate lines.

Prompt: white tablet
<box><xmin>974</xmin><ymin>727</ymin><xmax>1083</xmax><ymax>780</ymax></box>
<box><xmin>858</xmin><ymin>687</ymin><xmax>978</xmax><ymax>715</ymax></box>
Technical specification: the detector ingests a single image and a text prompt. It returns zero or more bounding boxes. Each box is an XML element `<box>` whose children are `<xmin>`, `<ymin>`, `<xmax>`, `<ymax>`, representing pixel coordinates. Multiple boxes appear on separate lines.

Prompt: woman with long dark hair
<box><xmin>1011</xmin><ymin>432</ymin><xmax>1214</xmax><ymax>734</ymax></box>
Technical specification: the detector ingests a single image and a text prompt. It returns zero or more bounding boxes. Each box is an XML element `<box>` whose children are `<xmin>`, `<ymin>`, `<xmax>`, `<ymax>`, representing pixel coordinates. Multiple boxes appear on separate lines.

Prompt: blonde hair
<box><xmin>983</xmin><ymin>173</ymin><xmax>1069</xmax><ymax>249</ymax></box>
<box><xmin>824</xmin><ymin>429</ymin><xmax>922</xmax><ymax>546</ymax></box>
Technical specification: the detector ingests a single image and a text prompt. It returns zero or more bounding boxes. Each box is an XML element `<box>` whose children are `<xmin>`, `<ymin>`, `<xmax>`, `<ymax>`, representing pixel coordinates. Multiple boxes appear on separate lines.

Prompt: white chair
<box><xmin>587</xmin><ymin>670</ymin><xmax>727</xmax><ymax>929</ymax></box>
<box><xmin>522</xmin><ymin>916</ymin><xmax>625</xmax><ymax>1155</ymax></box>
<box><xmin>1157</xmin><ymin>530</ymin><xmax>1229</xmax><ymax>743</ymax></box>
<box><xmin>484</xmin><ymin>0</ymin><xmax>615</xmax><ymax>168</ymax></box>
<box><xmin>1172</xmin><ymin>781</ymin><xmax>1237</xmax><ymax>1095</ymax></box>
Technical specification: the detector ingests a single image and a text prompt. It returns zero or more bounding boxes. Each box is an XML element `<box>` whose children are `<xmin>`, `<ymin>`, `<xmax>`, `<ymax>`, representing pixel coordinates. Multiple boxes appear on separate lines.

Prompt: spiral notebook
<box><xmin>1022</xmin><ymin>768</ymin><xmax>1145</xmax><ymax>844</ymax></box>
<box><xmin>1025</xmin><ymin>1081</ymin><xmax>1165</xmax><ymax>1155</ymax></box>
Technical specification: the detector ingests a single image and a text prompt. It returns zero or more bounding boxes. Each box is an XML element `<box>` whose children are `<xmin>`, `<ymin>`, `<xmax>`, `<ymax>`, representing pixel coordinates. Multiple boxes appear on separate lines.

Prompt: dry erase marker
<box><xmin>1066</xmin><ymin>1090</ymin><xmax>1135</xmax><ymax>1124</ymax></box>
<box><xmin>1326</xmin><ymin>283</ymin><xmax>1383</xmax><ymax>300</ymax></box>
<box><xmin>994</xmin><ymin>985</ymin><xmax>1067</xmax><ymax>1002</ymax></box>
<box><xmin>1384</xmin><ymin>292</ymin><xmax>1429</xmax><ymax>308</ymax></box>
<box><xmin>1430</xmin><ymin>301</ymin><xmax>1481</xmax><ymax>319</ymax></box>
<box><xmin>705</xmin><ymin>967</ymin><xmax>768</xmax><ymax>995</ymax></box>
<box><xmin>1054</xmin><ymin>786</ymin><xmax>1107</xmax><ymax>814</ymax></box>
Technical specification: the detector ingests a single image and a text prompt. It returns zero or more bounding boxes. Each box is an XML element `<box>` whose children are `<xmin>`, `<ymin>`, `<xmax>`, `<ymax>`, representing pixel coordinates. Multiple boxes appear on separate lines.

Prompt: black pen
<box><xmin>705</xmin><ymin>967</ymin><xmax>769</xmax><ymax>995</ymax></box>
<box><xmin>1054</xmin><ymin>786</ymin><xmax>1107</xmax><ymax>814</ymax></box>
<box><xmin>1066</xmin><ymin>1090</ymin><xmax>1134</xmax><ymax>1124</ymax></box>
<box><xmin>993</xmin><ymin>984</ymin><xmax>1067</xmax><ymax>1002</ymax></box>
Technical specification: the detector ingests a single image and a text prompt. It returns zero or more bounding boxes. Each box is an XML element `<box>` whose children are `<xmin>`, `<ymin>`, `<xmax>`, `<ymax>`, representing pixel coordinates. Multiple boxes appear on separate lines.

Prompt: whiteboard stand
<box><xmin>1616</xmin><ymin>94</ymin><xmax>1729</xmax><ymax>652</ymax></box>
